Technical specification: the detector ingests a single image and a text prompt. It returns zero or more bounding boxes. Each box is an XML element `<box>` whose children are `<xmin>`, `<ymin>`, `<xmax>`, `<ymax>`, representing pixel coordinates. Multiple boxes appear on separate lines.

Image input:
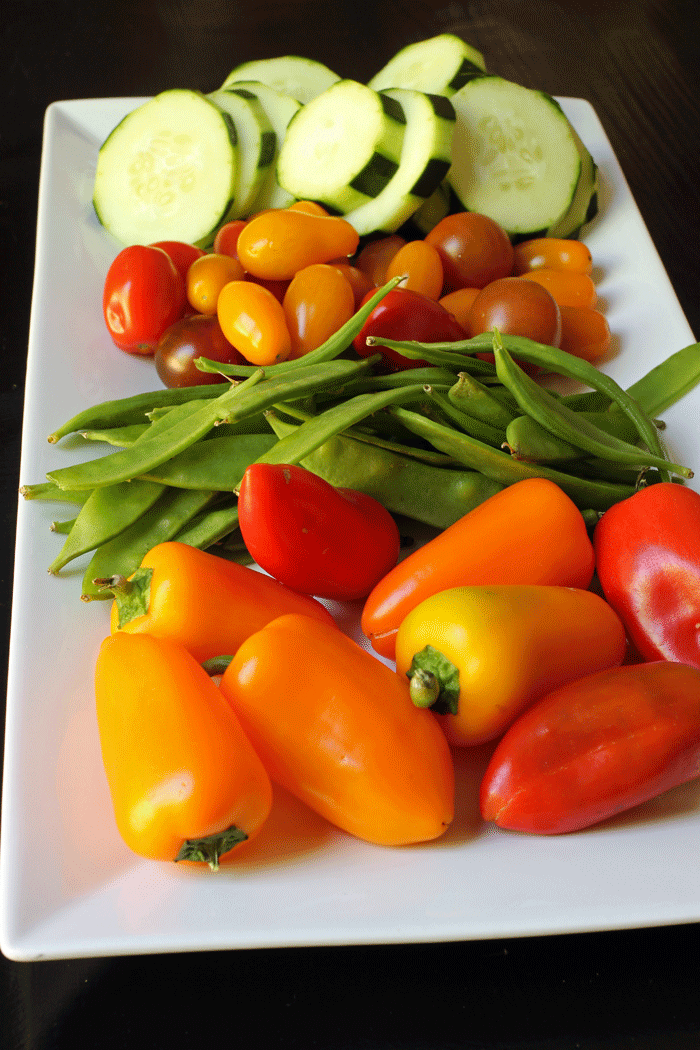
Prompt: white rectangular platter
<box><xmin>1</xmin><ymin>96</ymin><xmax>698</xmax><ymax>961</ymax></box>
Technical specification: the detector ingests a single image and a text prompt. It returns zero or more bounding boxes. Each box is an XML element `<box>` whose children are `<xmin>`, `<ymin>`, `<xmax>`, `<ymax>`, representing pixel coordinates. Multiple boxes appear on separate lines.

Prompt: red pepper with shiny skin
<box><xmin>594</xmin><ymin>483</ymin><xmax>700</xmax><ymax>668</ymax></box>
<box><xmin>480</xmin><ymin>661</ymin><xmax>700</xmax><ymax>835</ymax></box>
<box><xmin>352</xmin><ymin>287</ymin><xmax>467</xmax><ymax>370</ymax></box>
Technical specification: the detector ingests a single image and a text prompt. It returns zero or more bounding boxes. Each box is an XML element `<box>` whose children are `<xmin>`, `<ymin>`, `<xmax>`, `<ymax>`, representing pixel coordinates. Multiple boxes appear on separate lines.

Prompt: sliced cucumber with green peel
<box><xmin>447</xmin><ymin>76</ymin><xmax>581</xmax><ymax>239</ymax></box>
<box><xmin>410</xmin><ymin>179</ymin><xmax>451</xmax><ymax>234</ymax></box>
<box><xmin>208</xmin><ymin>88</ymin><xmax>276</xmax><ymax>218</ymax></box>
<box><xmin>221</xmin><ymin>54</ymin><xmax>340</xmax><ymax>104</ymax></box>
<box><xmin>230</xmin><ymin>81</ymin><xmax>302</xmax><ymax>212</ymax></box>
<box><xmin>343</xmin><ymin>88</ymin><xmax>456</xmax><ymax>235</ymax></box>
<box><xmin>93</xmin><ymin>89</ymin><xmax>238</xmax><ymax>247</ymax></box>
<box><xmin>277</xmin><ymin>79</ymin><xmax>407</xmax><ymax>214</ymax></box>
<box><xmin>546</xmin><ymin>126</ymin><xmax>599</xmax><ymax>238</ymax></box>
<box><xmin>368</xmin><ymin>33</ymin><xmax>486</xmax><ymax>96</ymax></box>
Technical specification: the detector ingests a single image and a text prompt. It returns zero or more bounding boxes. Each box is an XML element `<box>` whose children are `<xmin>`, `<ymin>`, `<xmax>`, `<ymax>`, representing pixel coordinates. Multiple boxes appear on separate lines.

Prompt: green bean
<box><xmin>387</xmin><ymin>405</ymin><xmax>637</xmax><ymax>511</ymax></box>
<box><xmin>365</xmin><ymin>336</ymin><xmax>497</xmax><ymax>375</ymax></box>
<box><xmin>423</xmin><ymin>386</ymin><xmax>507</xmax><ymax>447</ymax></box>
<box><xmin>447</xmin><ymin>372</ymin><xmax>518</xmax><ymax>428</ymax></box>
<box><xmin>620</xmin><ymin>341</ymin><xmax>700</xmax><ymax>417</ymax></box>
<box><xmin>20</xmin><ymin>482</ymin><xmax>91</xmax><ymax>505</ymax></box>
<box><xmin>81</xmin><ymin>487</ymin><xmax>217</xmax><ymax>600</ymax></box>
<box><xmin>494</xmin><ymin>344</ymin><xmax>692</xmax><ymax>478</ymax></box>
<box><xmin>194</xmin><ymin>275</ymin><xmax>404</xmax><ymax>378</ymax></box>
<box><xmin>138</xmin><ymin>434</ymin><xmax>278</xmax><ymax>489</ymax></box>
<box><xmin>266</xmin><ymin>414</ymin><xmax>504</xmax><ymax>529</ymax></box>
<box><xmin>172</xmin><ymin>497</ymin><xmax>240</xmax><ymax>550</ymax></box>
<box><xmin>49</xmin><ymin>479</ymin><xmax>166</xmax><ymax>574</ymax></box>
<box><xmin>505</xmin><ymin>416</ymin><xmax>585</xmax><ymax>464</ymax></box>
<box><xmin>79</xmin><ymin>424</ymin><xmax>150</xmax><ymax>446</ymax></box>
<box><xmin>50</xmin><ymin>517</ymin><xmax>76</xmax><ymax>534</ymax></box>
<box><xmin>47</xmin><ymin>358</ymin><xmax>373</xmax><ymax>492</ymax></box>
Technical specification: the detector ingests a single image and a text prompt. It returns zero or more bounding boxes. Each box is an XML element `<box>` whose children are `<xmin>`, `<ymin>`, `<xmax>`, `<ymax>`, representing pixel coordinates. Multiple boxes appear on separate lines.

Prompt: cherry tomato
<box><xmin>217</xmin><ymin>280</ymin><xmax>292</xmax><ymax>365</ymax></box>
<box><xmin>385</xmin><ymin>240</ymin><xmax>444</xmax><ymax>300</ymax></box>
<box><xmin>186</xmin><ymin>253</ymin><xmax>246</xmax><ymax>315</ymax></box>
<box><xmin>245</xmin><ymin>275</ymin><xmax>292</xmax><ymax>303</ymax></box>
<box><xmin>519</xmin><ymin>268</ymin><xmax>597</xmax><ymax>308</ymax></box>
<box><xmin>103</xmin><ymin>244</ymin><xmax>187</xmax><ymax>356</ymax></box>
<box><xmin>354</xmin><ymin>235</ymin><xmax>406</xmax><ymax>286</ymax></box>
<box><xmin>425</xmin><ymin>213</ymin><xmax>514</xmax><ymax>290</ymax></box>
<box><xmin>150</xmin><ymin>241</ymin><xmax>206</xmax><ymax>283</ymax></box>
<box><xmin>237</xmin><ymin>208</ymin><xmax>360</xmax><ymax>281</ymax></box>
<box><xmin>512</xmin><ymin>237</ymin><xmax>593</xmax><ymax>275</ymax></box>
<box><xmin>354</xmin><ymin>287</ymin><xmax>467</xmax><ymax>370</ymax></box>
<box><xmin>328</xmin><ymin>262</ymin><xmax>374</xmax><ymax>309</ymax></box>
<box><xmin>212</xmin><ymin>220</ymin><xmax>248</xmax><ymax>258</ymax></box>
<box><xmin>154</xmin><ymin>313</ymin><xmax>247</xmax><ymax>388</ymax></box>
<box><xmin>469</xmin><ymin>276</ymin><xmax>562</xmax><ymax>347</ymax></box>
<box><xmin>558</xmin><ymin>304</ymin><xmax>612</xmax><ymax>362</ymax></box>
<box><xmin>438</xmin><ymin>287</ymin><xmax>481</xmax><ymax>334</ymax></box>
<box><xmin>288</xmin><ymin>200</ymin><xmax>330</xmax><ymax>216</ymax></box>
<box><xmin>283</xmin><ymin>263</ymin><xmax>355</xmax><ymax>359</ymax></box>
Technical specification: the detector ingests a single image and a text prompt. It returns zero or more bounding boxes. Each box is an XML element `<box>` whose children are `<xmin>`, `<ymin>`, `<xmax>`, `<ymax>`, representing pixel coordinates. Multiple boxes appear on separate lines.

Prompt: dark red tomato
<box><xmin>103</xmin><ymin>245</ymin><xmax>187</xmax><ymax>356</ymax></box>
<box><xmin>468</xmin><ymin>276</ymin><xmax>562</xmax><ymax>347</ymax></box>
<box><xmin>425</xmin><ymin>213</ymin><xmax>514</xmax><ymax>291</ymax></box>
<box><xmin>353</xmin><ymin>287</ymin><xmax>467</xmax><ymax>370</ymax></box>
<box><xmin>213</xmin><ymin>220</ymin><xmax>248</xmax><ymax>258</ymax></box>
<box><xmin>154</xmin><ymin>313</ymin><xmax>247</xmax><ymax>388</ymax></box>
<box><xmin>150</xmin><ymin>241</ymin><xmax>205</xmax><ymax>283</ymax></box>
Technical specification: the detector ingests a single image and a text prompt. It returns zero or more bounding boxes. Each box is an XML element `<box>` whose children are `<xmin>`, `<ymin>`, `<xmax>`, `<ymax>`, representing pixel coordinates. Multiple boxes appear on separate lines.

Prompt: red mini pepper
<box><xmin>237</xmin><ymin>463</ymin><xmax>400</xmax><ymax>601</ymax></box>
<box><xmin>480</xmin><ymin>661</ymin><xmax>700</xmax><ymax>835</ymax></box>
<box><xmin>352</xmin><ymin>287</ymin><xmax>467</xmax><ymax>370</ymax></box>
<box><xmin>594</xmin><ymin>483</ymin><xmax>700</xmax><ymax>667</ymax></box>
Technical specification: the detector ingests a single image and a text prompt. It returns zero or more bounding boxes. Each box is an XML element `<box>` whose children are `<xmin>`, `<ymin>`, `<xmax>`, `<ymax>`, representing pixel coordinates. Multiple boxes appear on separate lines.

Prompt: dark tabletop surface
<box><xmin>2</xmin><ymin>1</ymin><xmax>700</xmax><ymax>1046</ymax></box>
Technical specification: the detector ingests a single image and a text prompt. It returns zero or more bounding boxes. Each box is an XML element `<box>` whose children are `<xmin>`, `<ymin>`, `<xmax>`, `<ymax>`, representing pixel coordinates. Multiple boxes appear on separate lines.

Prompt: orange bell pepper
<box><xmin>394</xmin><ymin>585</ymin><xmax>627</xmax><ymax>745</ymax></box>
<box><xmin>218</xmin><ymin>613</ymin><xmax>455</xmax><ymax>846</ymax></box>
<box><xmin>94</xmin><ymin>632</ymin><xmax>273</xmax><ymax>867</ymax></box>
<box><xmin>102</xmin><ymin>540</ymin><xmax>337</xmax><ymax>663</ymax></box>
<box><xmin>361</xmin><ymin>478</ymin><xmax>595</xmax><ymax>660</ymax></box>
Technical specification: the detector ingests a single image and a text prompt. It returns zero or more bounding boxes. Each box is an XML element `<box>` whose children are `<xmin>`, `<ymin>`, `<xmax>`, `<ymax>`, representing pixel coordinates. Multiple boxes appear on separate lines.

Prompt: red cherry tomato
<box><xmin>425</xmin><ymin>213</ymin><xmax>514</xmax><ymax>290</ymax></box>
<box><xmin>469</xmin><ymin>276</ymin><xmax>562</xmax><ymax>347</ymax></box>
<box><xmin>154</xmin><ymin>313</ymin><xmax>247</xmax><ymax>388</ymax></box>
<box><xmin>353</xmin><ymin>288</ymin><xmax>467</xmax><ymax>370</ymax></box>
<box><xmin>237</xmin><ymin>463</ymin><xmax>401</xmax><ymax>601</ymax></box>
<box><xmin>150</xmin><ymin>241</ymin><xmax>206</xmax><ymax>283</ymax></box>
<box><xmin>102</xmin><ymin>245</ymin><xmax>187</xmax><ymax>355</ymax></box>
<box><xmin>212</xmin><ymin>220</ymin><xmax>248</xmax><ymax>258</ymax></box>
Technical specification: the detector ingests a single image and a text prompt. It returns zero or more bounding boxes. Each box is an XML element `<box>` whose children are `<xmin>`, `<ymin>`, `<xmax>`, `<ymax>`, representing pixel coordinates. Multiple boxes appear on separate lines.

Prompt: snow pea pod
<box><xmin>494</xmin><ymin>344</ymin><xmax>692</xmax><ymax>478</ymax></box>
<box><xmin>20</xmin><ymin>482</ymin><xmax>91</xmax><ymax>505</ymax></box>
<box><xmin>48</xmin><ymin>358</ymin><xmax>373</xmax><ymax>492</ymax></box>
<box><xmin>79</xmin><ymin>424</ymin><xmax>150</xmax><ymax>446</ymax></box>
<box><xmin>448</xmin><ymin>372</ymin><xmax>518</xmax><ymax>427</ymax></box>
<box><xmin>423</xmin><ymin>386</ymin><xmax>506</xmax><ymax>447</ymax></box>
<box><xmin>172</xmin><ymin>498</ymin><xmax>240</xmax><ymax>551</ymax></box>
<box><xmin>388</xmin><ymin>406</ymin><xmax>637</xmax><ymax>511</ymax></box>
<box><xmin>505</xmin><ymin>410</ymin><xmax>645</xmax><ymax>464</ymax></box>
<box><xmin>138</xmin><ymin>434</ymin><xmax>278</xmax><ymax>489</ymax></box>
<box><xmin>82</xmin><ymin>487</ymin><xmax>217</xmax><ymax>601</ymax></box>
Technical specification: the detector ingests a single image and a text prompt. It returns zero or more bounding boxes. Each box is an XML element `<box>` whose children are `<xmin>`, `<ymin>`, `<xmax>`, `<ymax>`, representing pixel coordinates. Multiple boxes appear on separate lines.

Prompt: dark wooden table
<box><xmin>2</xmin><ymin>1</ymin><xmax>699</xmax><ymax>1046</ymax></box>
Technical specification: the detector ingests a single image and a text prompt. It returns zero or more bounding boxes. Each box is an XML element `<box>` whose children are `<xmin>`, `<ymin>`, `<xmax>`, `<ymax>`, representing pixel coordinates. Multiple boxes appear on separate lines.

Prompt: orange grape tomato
<box><xmin>385</xmin><ymin>240</ymin><xmax>444</xmax><ymax>300</ymax></box>
<box><xmin>519</xmin><ymin>268</ymin><xmax>597</xmax><ymax>308</ymax></box>
<box><xmin>425</xmin><ymin>212</ymin><xmax>514</xmax><ymax>290</ymax></box>
<box><xmin>512</xmin><ymin>237</ymin><xmax>593</xmax><ymax>275</ymax></box>
<box><xmin>217</xmin><ymin>280</ymin><xmax>292</xmax><ymax>365</ymax></box>
<box><xmin>288</xmin><ymin>200</ymin><xmax>331</xmax><ymax>216</ymax></box>
<box><xmin>438</xmin><ymin>287</ymin><xmax>481</xmax><ymax>334</ymax></box>
<box><xmin>469</xmin><ymin>276</ymin><xmax>562</xmax><ymax>347</ymax></box>
<box><xmin>354</xmin><ymin>235</ymin><xmax>407</xmax><ymax>286</ymax></box>
<box><xmin>282</xmin><ymin>263</ymin><xmax>355</xmax><ymax>358</ymax></box>
<box><xmin>328</xmin><ymin>261</ymin><xmax>374</xmax><ymax>309</ymax></box>
<box><xmin>558</xmin><ymin>304</ymin><xmax>612</xmax><ymax>362</ymax></box>
<box><xmin>213</xmin><ymin>220</ymin><xmax>248</xmax><ymax>258</ymax></box>
<box><xmin>236</xmin><ymin>208</ymin><xmax>360</xmax><ymax>281</ymax></box>
<box><xmin>186</xmin><ymin>253</ymin><xmax>246</xmax><ymax>315</ymax></box>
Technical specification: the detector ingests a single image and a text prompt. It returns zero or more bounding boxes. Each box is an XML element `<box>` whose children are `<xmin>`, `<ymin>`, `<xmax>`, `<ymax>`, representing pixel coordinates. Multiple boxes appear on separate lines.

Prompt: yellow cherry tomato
<box><xmin>385</xmin><ymin>239</ymin><xmax>444</xmax><ymax>300</ymax></box>
<box><xmin>186</xmin><ymin>253</ymin><xmax>246</xmax><ymax>315</ymax></box>
<box><xmin>394</xmin><ymin>585</ymin><xmax>627</xmax><ymax>746</ymax></box>
<box><xmin>236</xmin><ymin>208</ymin><xmax>360</xmax><ymax>281</ymax></box>
<box><xmin>216</xmin><ymin>280</ymin><xmax>291</xmax><ymax>365</ymax></box>
<box><xmin>282</xmin><ymin>263</ymin><xmax>355</xmax><ymax>358</ymax></box>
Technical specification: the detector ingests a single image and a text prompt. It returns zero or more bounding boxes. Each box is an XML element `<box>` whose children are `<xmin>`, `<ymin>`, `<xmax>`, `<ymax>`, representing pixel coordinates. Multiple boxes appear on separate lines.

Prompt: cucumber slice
<box><xmin>368</xmin><ymin>33</ymin><xmax>486</xmax><ymax>96</ymax></box>
<box><xmin>276</xmin><ymin>79</ymin><xmax>406</xmax><ymax>214</ymax></box>
<box><xmin>343</xmin><ymin>88</ymin><xmax>456</xmax><ymax>235</ymax></box>
<box><xmin>546</xmin><ymin>126</ymin><xmax>599</xmax><ymax>238</ymax></box>
<box><xmin>448</xmin><ymin>76</ymin><xmax>581</xmax><ymax>238</ymax></box>
<box><xmin>208</xmin><ymin>88</ymin><xmax>276</xmax><ymax>218</ymax></box>
<box><xmin>229</xmin><ymin>81</ymin><xmax>302</xmax><ymax>212</ymax></box>
<box><xmin>221</xmin><ymin>55</ymin><xmax>340</xmax><ymax>104</ymax></box>
<box><xmin>410</xmin><ymin>179</ymin><xmax>451</xmax><ymax>234</ymax></box>
<box><xmin>93</xmin><ymin>89</ymin><xmax>238</xmax><ymax>247</ymax></box>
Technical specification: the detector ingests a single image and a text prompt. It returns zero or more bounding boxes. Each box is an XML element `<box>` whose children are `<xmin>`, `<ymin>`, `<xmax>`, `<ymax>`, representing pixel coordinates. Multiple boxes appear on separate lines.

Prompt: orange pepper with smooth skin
<box><xmin>95</xmin><ymin>632</ymin><xmax>273</xmax><ymax>867</ymax></box>
<box><xmin>104</xmin><ymin>541</ymin><xmax>337</xmax><ymax>664</ymax></box>
<box><xmin>218</xmin><ymin>613</ymin><xmax>455</xmax><ymax>846</ymax></box>
<box><xmin>361</xmin><ymin>478</ymin><xmax>596</xmax><ymax>661</ymax></box>
<box><xmin>394</xmin><ymin>585</ymin><xmax>627</xmax><ymax>745</ymax></box>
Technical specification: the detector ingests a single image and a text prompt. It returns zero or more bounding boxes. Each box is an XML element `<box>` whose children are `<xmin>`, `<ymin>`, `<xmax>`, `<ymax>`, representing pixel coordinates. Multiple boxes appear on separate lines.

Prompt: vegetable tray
<box><xmin>1</xmin><ymin>96</ymin><xmax>698</xmax><ymax>961</ymax></box>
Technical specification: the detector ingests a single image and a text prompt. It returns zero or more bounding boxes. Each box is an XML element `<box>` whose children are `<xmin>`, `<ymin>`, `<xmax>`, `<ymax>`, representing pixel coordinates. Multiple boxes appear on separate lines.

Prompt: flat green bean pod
<box><xmin>423</xmin><ymin>386</ymin><xmax>506</xmax><ymax>447</ymax></box>
<box><xmin>138</xmin><ymin>434</ymin><xmax>278</xmax><ymax>489</ymax></box>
